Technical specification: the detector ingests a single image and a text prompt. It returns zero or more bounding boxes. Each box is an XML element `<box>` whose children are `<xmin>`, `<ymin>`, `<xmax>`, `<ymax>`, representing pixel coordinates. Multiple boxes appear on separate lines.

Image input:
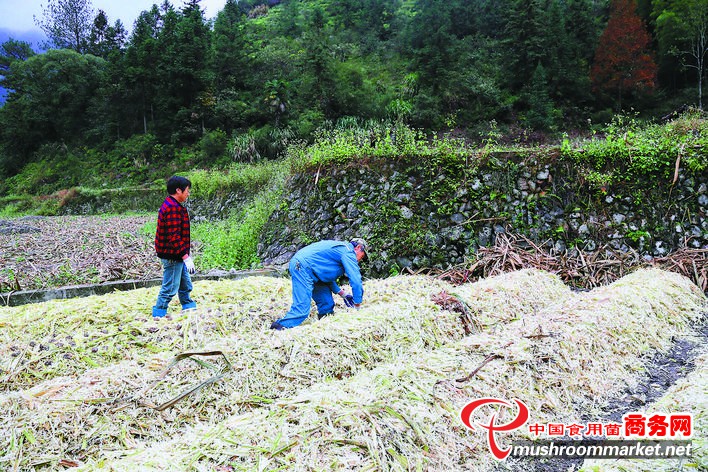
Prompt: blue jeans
<box><xmin>152</xmin><ymin>258</ymin><xmax>196</xmax><ymax>317</ymax></box>
<box><xmin>276</xmin><ymin>257</ymin><xmax>335</xmax><ymax>328</ymax></box>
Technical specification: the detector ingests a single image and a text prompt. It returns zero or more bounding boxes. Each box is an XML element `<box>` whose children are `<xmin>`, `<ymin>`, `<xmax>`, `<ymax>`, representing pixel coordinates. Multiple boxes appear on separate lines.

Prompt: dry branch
<box><xmin>436</xmin><ymin>232</ymin><xmax>708</xmax><ymax>292</ymax></box>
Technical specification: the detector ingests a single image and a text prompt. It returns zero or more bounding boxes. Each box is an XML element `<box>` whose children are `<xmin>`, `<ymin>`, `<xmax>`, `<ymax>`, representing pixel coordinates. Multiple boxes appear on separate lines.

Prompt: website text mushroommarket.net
<box><xmin>510</xmin><ymin>440</ymin><xmax>693</xmax><ymax>459</ymax></box>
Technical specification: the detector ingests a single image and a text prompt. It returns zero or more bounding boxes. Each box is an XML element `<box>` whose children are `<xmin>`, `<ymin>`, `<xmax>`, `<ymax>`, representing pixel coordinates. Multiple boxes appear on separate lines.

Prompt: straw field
<box><xmin>0</xmin><ymin>268</ymin><xmax>705</xmax><ymax>471</ymax></box>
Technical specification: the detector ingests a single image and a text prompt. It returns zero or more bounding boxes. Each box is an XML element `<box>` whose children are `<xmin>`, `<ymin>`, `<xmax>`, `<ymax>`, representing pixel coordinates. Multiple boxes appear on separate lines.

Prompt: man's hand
<box><xmin>183</xmin><ymin>256</ymin><xmax>196</xmax><ymax>274</ymax></box>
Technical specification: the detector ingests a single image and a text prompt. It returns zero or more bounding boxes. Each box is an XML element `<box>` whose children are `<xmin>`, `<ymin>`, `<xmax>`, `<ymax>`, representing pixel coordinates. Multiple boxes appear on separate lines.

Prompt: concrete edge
<box><xmin>0</xmin><ymin>268</ymin><xmax>285</xmax><ymax>307</ymax></box>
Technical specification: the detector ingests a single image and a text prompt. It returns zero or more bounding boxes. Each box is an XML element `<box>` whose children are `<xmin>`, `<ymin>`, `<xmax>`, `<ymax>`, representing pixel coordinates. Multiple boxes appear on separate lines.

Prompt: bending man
<box><xmin>270</xmin><ymin>238</ymin><xmax>367</xmax><ymax>330</ymax></box>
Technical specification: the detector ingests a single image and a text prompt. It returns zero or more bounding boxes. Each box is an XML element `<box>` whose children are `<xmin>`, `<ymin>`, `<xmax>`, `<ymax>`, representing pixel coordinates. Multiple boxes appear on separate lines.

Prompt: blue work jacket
<box><xmin>293</xmin><ymin>240</ymin><xmax>364</xmax><ymax>303</ymax></box>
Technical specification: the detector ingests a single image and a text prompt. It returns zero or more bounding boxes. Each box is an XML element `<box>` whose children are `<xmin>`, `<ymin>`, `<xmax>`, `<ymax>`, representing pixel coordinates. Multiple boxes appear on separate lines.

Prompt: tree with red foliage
<box><xmin>591</xmin><ymin>0</ymin><xmax>658</xmax><ymax>110</ymax></box>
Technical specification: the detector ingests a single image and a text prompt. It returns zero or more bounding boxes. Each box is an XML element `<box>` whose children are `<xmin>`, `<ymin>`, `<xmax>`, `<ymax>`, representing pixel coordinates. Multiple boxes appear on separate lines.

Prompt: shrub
<box><xmin>187</xmin><ymin>160</ymin><xmax>285</xmax><ymax>199</ymax></box>
<box><xmin>229</xmin><ymin>133</ymin><xmax>262</xmax><ymax>163</ymax></box>
<box><xmin>107</xmin><ymin>134</ymin><xmax>167</xmax><ymax>183</ymax></box>
<box><xmin>290</xmin><ymin>120</ymin><xmax>472</xmax><ymax>170</ymax></box>
<box><xmin>192</xmin><ymin>170</ymin><xmax>287</xmax><ymax>270</ymax></box>
<box><xmin>2</xmin><ymin>144</ymin><xmax>88</xmax><ymax>196</ymax></box>
<box><xmin>0</xmin><ymin>195</ymin><xmax>36</xmax><ymax>216</ymax></box>
<box><xmin>199</xmin><ymin>129</ymin><xmax>229</xmax><ymax>165</ymax></box>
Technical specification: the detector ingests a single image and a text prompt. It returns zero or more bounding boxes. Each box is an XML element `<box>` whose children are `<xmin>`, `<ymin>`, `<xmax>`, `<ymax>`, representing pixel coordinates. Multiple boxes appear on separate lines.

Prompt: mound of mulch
<box><xmin>2</xmin><ymin>269</ymin><xmax>703</xmax><ymax>470</ymax></box>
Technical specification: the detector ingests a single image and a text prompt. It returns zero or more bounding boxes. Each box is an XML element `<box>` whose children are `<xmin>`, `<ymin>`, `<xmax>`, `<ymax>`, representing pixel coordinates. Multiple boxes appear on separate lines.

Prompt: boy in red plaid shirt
<box><xmin>152</xmin><ymin>176</ymin><xmax>197</xmax><ymax>318</ymax></box>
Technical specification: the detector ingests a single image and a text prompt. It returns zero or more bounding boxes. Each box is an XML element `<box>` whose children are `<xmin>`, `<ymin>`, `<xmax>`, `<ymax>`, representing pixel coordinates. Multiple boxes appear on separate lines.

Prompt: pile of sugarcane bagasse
<box><xmin>0</xmin><ymin>268</ymin><xmax>705</xmax><ymax>471</ymax></box>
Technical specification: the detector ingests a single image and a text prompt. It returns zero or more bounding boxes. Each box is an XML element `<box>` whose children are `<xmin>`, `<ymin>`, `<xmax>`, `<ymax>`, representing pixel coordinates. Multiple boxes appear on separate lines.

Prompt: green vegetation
<box><xmin>188</xmin><ymin>160</ymin><xmax>284</xmax><ymax>199</ymax></box>
<box><xmin>191</xmin><ymin>163</ymin><xmax>288</xmax><ymax>270</ymax></box>
<box><xmin>193</xmin><ymin>189</ymin><xmax>282</xmax><ymax>270</ymax></box>
<box><xmin>1</xmin><ymin>112</ymin><xmax>706</xmax><ymax>279</ymax></box>
<box><xmin>561</xmin><ymin>110</ymin><xmax>708</xmax><ymax>187</ymax></box>
<box><xmin>290</xmin><ymin>120</ymin><xmax>472</xmax><ymax>170</ymax></box>
<box><xmin>136</xmin><ymin>162</ymin><xmax>288</xmax><ymax>272</ymax></box>
<box><xmin>2</xmin><ymin>0</ymin><xmax>707</xmax><ymax>186</ymax></box>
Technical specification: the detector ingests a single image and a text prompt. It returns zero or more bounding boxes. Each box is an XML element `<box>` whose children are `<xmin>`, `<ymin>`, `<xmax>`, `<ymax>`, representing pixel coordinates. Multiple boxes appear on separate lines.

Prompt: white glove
<box><xmin>183</xmin><ymin>256</ymin><xmax>196</xmax><ymax>274</ymax></box>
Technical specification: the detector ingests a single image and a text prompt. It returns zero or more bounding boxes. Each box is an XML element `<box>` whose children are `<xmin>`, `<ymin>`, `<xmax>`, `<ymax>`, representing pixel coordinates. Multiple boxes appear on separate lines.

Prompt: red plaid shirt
<box><xmin>154</xmin><ymin>195</ymin><xmax>190</xmax><ymax>260</ymax></box>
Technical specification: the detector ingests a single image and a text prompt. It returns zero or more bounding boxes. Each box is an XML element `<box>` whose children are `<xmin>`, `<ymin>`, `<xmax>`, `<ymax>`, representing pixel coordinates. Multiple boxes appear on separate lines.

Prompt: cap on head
<box><xmin>350</xmin><ymin>238</ymin><xmax>368</xmax><ymax>254</ymax></box>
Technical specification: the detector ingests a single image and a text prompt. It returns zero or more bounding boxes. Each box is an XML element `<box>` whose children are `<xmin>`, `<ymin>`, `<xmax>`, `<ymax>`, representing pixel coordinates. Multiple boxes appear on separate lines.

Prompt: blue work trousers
<box><xmin>152</xmin><ymin>258</ymin><xmax>196</xmax><ymax>317</ymax></box>
<box><xmin>277</xmin><ymin>257</ymin><xmax>335</xmax><ymax>328</ymax></box>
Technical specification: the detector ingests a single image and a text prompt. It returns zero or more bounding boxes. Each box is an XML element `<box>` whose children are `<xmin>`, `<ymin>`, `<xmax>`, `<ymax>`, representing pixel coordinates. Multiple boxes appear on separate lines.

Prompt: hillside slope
<box><xmin>0</xmin><ymin>269</ymin><xmax>705</xmax><ymax>471</ymax></box>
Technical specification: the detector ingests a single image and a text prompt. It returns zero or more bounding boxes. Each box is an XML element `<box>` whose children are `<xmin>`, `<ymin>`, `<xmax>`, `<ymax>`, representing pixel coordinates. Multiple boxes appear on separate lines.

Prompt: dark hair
<box><xmin>167</xmin><ymin>176</ymin><xmax>191</xmax><ymax>195</ymax></box>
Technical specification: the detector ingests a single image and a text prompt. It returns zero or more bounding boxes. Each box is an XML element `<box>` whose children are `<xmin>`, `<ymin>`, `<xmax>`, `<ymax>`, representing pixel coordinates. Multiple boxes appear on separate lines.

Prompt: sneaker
<box><xmin>270</xmin><ymin>321</ymin><xmax>286</xmax><ymax>330</ymax></box>
<box><xmin>317</xmin><ymin>312</ymin><xmax>333</xmax><ymax>320</ymax></box>
<box><xmin>152</xmin><ymin>307</ymin><xmax>168</xmax><ymax>318</ymax></box>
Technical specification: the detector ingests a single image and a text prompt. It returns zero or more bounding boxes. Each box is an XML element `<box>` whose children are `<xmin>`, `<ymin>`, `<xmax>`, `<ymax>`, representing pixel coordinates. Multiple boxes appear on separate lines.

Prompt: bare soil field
<box><xmin>0</xmin><ymin>215</ymin><xmax>160</xmax><ymax>293</ymax></box>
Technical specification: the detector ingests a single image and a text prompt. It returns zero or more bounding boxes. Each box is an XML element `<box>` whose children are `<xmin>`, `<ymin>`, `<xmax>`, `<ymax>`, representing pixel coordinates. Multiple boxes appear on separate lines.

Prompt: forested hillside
<box><xmin>0</xmin><ymin>0</ymin><xmax>706</xmax><ymax>192</ymax></box>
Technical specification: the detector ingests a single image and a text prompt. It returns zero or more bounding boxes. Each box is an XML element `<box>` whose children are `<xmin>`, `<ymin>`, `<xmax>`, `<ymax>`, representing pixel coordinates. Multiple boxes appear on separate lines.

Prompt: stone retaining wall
<box><xmin>257</xmin><ymin>154</ymin><xmax>708</xmax><ymax>278</ymax></box>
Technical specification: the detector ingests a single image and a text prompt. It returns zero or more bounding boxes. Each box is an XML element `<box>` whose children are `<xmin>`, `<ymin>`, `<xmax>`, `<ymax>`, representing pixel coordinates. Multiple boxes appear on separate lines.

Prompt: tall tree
<box><xmin>590</xmin><ymin>0</ymin><xmax>658</xmax><ymax>110</ymax></box>
<box><xmin>87</xmin><ymin>9</ymin><xmax>110</xmax><ymax>55</ymax></box>
<box><xmin>211</xmin><ymin>0</ymin><xmax>250</xmax><ymax>131</ymax></box>
<box><xmin>497</xmin><ymin>0</ymin><xmax>601</xmax><ymax>119</ymax></box>
<box><xmin>407</xmin><ymin>0</ymin><xmax>454</xmax><ymax>96</ymax></box>
<box><xmin>154</xmin><ymin>0</ymin><xmax>212</xmax><ymax>140</ymax></box>
<box><xmin>151</xmin><ymin>1</ymin><xmax>181</xmax><ymax>138</ymax></box>
<box><xmin>34</xmin><ymin>0</ymin><xmax>95</xmax><ymax>52</ymax></box>
<box><xmin>561</xmin><ymin>0</ymin><xmax>601</xmax><ymax>104</ymax></box>
<box><xmin>0</xmin><ymin>49</ymin><xmax>106</xmax><ymax>171</ymax></box>
<box><xmin>300</xmin><ymin>5</ymin><xmax>336</xmax><ymax>117</ymax></box>
<box><xmin>539</xmin><ymin>0</ymin><xmax>566</xmax><ymax>98</ymax></box>
<box><xmin>404</xmin><ymin>0</ymin><xmax>506</xmax><ymax>127</ymax></box>
<box><xmin>0</xmin><ymin>39</ymin><xmax>35</xmax><ymax>77</ymax></box>
<box><xmin>181</xmin><ymin>0</ymin><xmax>212</xmax><ymax>136</ymax></box>
<box><xmin>86</xmin><ymin>10</ymin><xmax>127</xmax><ymax>59</ymax></box>
<box><xmin>501</xmin><ymin>0</ymin><xmax>548</xmax><ymax>91</ymax></box>
<box><xmin>122</xmin><ymin>5</ymin><xmax>163</xmax><ymax>135</ymax></box>
<box><xmin>526</xmin><ymin>63</ymin><xmax>558</xmax><ymax>130</ymax></box>
<box><xmin>329</xmin><ymin>0</ymin><xmax>400</xmax><ymax>43</ymax></box>
<box><xmin>654</xmin><ymin>0</ymin><xmax>708</xmax><ymax>109</ymax></box>
<box><xmin>212</xmin><ymin>0</ymin><xmax>248</xmax><ymax>90</ymax></box>
<box><xmin>85</xmin><ymin>11</ymin><xmax>128</xmax><ymax>141</ymax></box>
